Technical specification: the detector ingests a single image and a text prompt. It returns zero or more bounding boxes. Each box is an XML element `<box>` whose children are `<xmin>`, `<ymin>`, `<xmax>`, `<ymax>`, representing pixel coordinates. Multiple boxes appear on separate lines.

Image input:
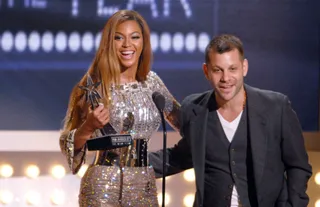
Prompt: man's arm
<box><xmin>281</xmin><ymin>96</ymin><xmax>312</xmax><ymax>207</ymax></box>
<box><xmin>149</xmin><ymin>97</ymin><xmax>194</xmax><ymax>178</ymax></box>
<box><xmin>149</xmin><ymin>134</ymin><xmax>193</xmax><ymax>178</ymax></box>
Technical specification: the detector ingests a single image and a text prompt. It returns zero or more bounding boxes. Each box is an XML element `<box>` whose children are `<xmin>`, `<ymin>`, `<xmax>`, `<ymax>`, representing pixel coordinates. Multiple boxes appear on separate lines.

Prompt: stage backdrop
<box><xmin>0</xmin><ymin>0</ymin><xmax>319</xmax><ymax>131</ymax></box>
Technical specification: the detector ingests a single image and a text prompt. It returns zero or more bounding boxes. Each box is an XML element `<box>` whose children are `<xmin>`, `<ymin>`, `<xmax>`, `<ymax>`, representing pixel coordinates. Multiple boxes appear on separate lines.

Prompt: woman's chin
<box><xmin>120</xmin><ymin>61</ymin><xmax>138</xmax><ymax>70</ymax></box>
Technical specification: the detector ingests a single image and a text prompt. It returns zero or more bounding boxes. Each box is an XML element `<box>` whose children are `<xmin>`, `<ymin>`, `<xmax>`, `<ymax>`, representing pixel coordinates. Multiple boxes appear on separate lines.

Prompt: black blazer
<box><xmin>150</xmin><ymin>84</ymin><xmax>312</xmax><ymax>207</ymax></box>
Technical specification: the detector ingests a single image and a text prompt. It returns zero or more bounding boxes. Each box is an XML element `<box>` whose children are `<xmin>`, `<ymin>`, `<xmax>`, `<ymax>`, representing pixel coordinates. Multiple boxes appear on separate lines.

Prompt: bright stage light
<box><xmin>314</xmin><ymin>172</ymin><xmax>320</xmax><ymax>185</ymax></box>
<box><xmin>157</xmin><ymin>193</ymin><xmax>171</xmax><ymax>206</ymax></box>
<box><xmin>77</xmin><ymin>164</ymin><xmax>88</xmax><ymax>178</ymax></box>
<box><xmin>183</xmin><ymin>194</ymin><xmax>194</xmax><ymax>207</ymax></box>
<box><xmin>50</xmin><ymin>165</ymin><xmax>66</xmax><ymax>179</ymax></box>
<box><xmin>183</xmin><ymin>169</ymin><xmax>195</xmax><ymax>182</ymax></box>
<box><xmin>0</xmin><ymin>164</ymin><xmax>14</xmax><ymax>178</ymax></box>
<box><xmin>25</xmin><ymin>164</ymin><xmax>40</xmax><ymax>179</ymax></box>
<box><xmin>0</xmin><ymin>190</ymin><xmax>14</xmax><ymax>204</ymax></box>
<box><xmin>50</xmin><ymin>189</ymin><xmax>65</xmax><ymax>205</ymax></box>
<box><xmin>26</xmin><ymin>191</ymin><xmax>41</xmax><ymax>206</ymax></box>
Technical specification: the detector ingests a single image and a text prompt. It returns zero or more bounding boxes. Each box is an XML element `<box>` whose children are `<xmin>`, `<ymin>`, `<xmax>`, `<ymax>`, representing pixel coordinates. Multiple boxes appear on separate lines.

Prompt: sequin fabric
<box><xmin>79</xmin><ymin>166</ymin><xmax>158</xmax><ymax>207</ymax></box>
<box><xmin>60</xmin><ymin>71</ymin><xmax>180</xmax><ymax>207</ymax></box>
<box><xmin>108</xmin><ymin>71</ymin><xmax>177</xmax><ymax>139</ymax></box>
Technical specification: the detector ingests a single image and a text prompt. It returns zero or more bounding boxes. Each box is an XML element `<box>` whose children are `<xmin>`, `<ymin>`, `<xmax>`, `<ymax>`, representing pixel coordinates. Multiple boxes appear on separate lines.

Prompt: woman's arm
<box><xmin>148</xmin><ymin>71</ymin><xmax>181</xmax><ymax>131</ymax></box>
<box><xmin>60</xmin><ymin>104</ymin><xmax>109</xmax><ymax>174</ymax></box>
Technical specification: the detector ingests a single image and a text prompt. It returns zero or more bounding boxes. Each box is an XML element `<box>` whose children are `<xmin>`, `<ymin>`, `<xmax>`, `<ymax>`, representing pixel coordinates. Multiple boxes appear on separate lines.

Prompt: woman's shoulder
<box><xmin>146</xmin><ymin>70</ymin><xmax>158</xmax><ymax>80</ymax></box>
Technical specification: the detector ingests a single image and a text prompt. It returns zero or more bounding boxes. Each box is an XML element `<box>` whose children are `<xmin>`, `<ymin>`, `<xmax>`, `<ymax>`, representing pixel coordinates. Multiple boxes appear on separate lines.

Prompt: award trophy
<box><xmin>78</xmin><ymin>75</ymin><xmax>133</xmax><ymax>151</ymax></box>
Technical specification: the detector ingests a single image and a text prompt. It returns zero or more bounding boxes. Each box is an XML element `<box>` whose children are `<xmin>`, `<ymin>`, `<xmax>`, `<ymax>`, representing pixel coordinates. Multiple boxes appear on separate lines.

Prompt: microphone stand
<box><xmin>152</xmin><ymin>92</ymin><xmax>167</xmax><ymax>207</ymax></box>
<box><xmin>159</xmin><ymin>110</ymin><xmax>167</xmax><ymax>207</ymax></box>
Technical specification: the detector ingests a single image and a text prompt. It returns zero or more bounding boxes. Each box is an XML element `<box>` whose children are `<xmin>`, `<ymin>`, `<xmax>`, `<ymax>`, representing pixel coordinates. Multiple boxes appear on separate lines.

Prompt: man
<box><xmin>150</xmin><ymin>34</ymin><xmax>312</xmax><ymax>207</ymax></box>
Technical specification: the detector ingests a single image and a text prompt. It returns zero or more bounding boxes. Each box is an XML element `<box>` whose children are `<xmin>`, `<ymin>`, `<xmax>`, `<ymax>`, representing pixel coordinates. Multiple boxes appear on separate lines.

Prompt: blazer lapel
<box><xmin>245</xmin><ymin>85</ymin><xmax>268</xmax><ymax>196</ymax></box>
<box><xmin>189</xmin><ymin>91</ymin><xmax>212</xmax><ymax>204</ymax></box>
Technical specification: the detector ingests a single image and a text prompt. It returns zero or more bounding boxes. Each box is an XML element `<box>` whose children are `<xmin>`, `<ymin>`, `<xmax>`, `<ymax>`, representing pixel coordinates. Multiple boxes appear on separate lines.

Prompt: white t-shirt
<box><xmin>217</xmin><ymin>110</ymin><xmax>243</xmax><ymax>207</ymax></box>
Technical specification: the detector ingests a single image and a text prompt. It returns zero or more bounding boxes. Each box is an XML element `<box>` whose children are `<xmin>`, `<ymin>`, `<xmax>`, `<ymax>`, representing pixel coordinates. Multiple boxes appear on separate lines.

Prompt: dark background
<box><xmin>0</xmin><ymin>0</ymin><xmax>318</xmax><ymax>131</ymax></box>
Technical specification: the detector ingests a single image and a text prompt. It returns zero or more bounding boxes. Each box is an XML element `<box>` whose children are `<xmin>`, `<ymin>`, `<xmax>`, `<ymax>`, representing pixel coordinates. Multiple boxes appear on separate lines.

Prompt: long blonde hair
<box><xmin>63</xmin><ymin>10</ymin><xmax>152</xmax><ymax>131</ymax></box>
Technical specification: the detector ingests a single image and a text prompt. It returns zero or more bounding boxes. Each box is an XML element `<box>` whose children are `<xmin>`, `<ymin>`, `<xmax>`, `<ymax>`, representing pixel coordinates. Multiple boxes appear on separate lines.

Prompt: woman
<box><xmin>59</xmin><ymin>10</ymin><xmax>180</xmax><ymax>207</ymax></box>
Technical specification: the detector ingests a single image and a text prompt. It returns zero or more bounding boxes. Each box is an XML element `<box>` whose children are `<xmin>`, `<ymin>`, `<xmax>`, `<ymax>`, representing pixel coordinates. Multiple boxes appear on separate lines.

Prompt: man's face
<box><xmin>203</xmin><ymin>49</ymin><xmax>248</xmax><ymax>102</ymax></box>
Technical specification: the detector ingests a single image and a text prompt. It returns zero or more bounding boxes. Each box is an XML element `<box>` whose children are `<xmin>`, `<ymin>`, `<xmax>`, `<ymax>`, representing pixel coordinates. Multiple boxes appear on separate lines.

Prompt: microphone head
<box><xmin>152</xmin><ymin>92</ymin><xmax>165</xmax><ymax>112</ymax></box>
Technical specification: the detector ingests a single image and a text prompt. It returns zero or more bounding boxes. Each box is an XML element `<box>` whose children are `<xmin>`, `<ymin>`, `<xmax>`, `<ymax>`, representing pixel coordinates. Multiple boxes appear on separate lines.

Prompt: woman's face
<box><xmin>114</xmin><ymin>20</ymin><xmax>143</xmax><ymax>71</ymax></box>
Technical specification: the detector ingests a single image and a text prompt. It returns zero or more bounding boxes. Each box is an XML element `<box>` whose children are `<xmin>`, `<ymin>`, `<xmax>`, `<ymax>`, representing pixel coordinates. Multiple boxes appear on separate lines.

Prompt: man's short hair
<box><xmin>205</xmin><ymin>34</ymin><xmax>244</xmax><ymax>63</ymax></box>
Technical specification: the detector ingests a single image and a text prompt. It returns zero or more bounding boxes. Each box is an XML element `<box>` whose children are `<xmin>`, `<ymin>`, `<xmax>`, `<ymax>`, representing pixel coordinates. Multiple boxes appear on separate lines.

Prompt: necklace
<box><xmin>243</xmin><ymin>90</ymin><xmax>247</xmax><ymax>110</ymax></box>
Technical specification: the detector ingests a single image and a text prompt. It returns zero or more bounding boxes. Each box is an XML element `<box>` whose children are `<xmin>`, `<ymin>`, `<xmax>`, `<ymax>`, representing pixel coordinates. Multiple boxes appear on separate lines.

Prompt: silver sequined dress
<box><xmin>60</xmin><ymin>71</ymin><xmax>180</xmax><ymax>207</ymax></box>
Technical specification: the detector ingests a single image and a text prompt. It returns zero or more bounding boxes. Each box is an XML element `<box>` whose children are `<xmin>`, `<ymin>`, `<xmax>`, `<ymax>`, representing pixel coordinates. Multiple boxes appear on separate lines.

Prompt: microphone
<box><xmin>152</xmin><ymin>92</ymin><xmax>167</xmax><ymax>207</ymax></box>
<box><xmin>152</xmin><ymin>92</ymin><xmax>165</xmax><ymax>112</ymax></box>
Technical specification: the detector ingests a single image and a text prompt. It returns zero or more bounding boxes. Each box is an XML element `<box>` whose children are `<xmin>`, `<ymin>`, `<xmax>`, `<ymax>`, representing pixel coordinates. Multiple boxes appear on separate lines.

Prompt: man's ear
<box><xmin>243</xmin><ymin>58</ymin><xmax>248</xmax><ymax>77</ymax></box>
<box><xmin>203</xmin><ymin>63</ymin><xmax>209</xmax><ymax>80</ymax></box>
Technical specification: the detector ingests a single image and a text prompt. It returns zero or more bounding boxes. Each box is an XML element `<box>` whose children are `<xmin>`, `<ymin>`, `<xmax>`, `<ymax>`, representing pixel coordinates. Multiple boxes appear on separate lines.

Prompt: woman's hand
<box><xmin>83</xmin><ymin>103</ymin><xmax>110</xmax><ymax>132</ymax></box>
<box><xmin>74</xmin><ymin>103</ymin><xmax>109</xmax><ymax>149</ymax></box>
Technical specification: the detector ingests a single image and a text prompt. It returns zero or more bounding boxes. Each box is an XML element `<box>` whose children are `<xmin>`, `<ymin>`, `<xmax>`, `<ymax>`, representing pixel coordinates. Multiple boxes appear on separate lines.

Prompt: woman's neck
<box><xmin>120</xmin><ymin>66</ymin><xmax>137</xmax><ymax>84</ymax></box>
